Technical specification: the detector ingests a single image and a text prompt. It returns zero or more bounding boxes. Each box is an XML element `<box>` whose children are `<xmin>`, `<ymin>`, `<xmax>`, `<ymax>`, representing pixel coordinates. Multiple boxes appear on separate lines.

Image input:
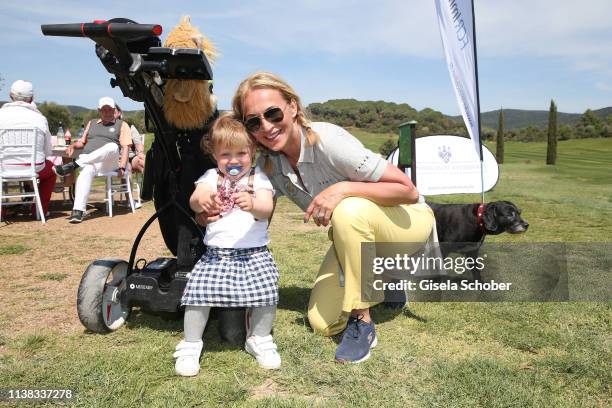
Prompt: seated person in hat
<box><xmin>0</xmin><ymin>80</ymin><xmax>56</xmax><ymax>218</ymax></box>
<box><xmin>54</xmin><ymin>96</ymin><xmax>132</xmax><ymax>223</ymax></box>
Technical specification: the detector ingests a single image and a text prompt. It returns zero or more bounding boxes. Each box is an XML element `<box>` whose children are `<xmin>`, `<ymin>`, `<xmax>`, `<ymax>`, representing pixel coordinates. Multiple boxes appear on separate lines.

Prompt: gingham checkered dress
<box><xmin>181</xmin><ymin>246</ymin><xmax>279</xmax><ymax>307</ymax></box>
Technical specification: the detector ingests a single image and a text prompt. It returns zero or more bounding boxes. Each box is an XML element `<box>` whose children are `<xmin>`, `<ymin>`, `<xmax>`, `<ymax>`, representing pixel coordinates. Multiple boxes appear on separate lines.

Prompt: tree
<box><xmin>124</xmin><ymin>110</ymin><xmax>145</xmax><ymax>132</ymax></box>
<box><xmin>546</xmin><ymin>100</ymin><xmax>557</xmax><ymax>165</ymax></box>
<box><xmin>379</xmin><ymin>137</ymin><xmax>398</xmax><ymax>158</ymax></box>
<box><xmin>558</xmin><ymin>124</ymin><xmax>575</xmax><ymax>141</ymax></box>
<box><xmin>496</xmin><ymin>108</ymin><xmax>504</xmax><ymax>164</ymax></box>
<box><xmin>38</xmin><ymin>102</ymin><xmax>72</xmax><ymax>134</ymax></box>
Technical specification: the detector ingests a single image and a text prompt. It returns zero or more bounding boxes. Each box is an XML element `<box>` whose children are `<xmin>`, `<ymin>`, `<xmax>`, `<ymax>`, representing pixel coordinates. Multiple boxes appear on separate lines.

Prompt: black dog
<box><xmin>427</xmin><ymin>200</ymin><xmax>529</xmax><ymax>281</ymax></box>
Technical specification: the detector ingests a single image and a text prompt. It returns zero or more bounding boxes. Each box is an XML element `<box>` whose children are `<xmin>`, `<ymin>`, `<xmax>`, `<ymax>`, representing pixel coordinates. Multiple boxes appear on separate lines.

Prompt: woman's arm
<box><xmin>304</xmin><ymin>163</ymin><xmax>419</xmax><ymax>226</ymax></box>
<box><xmin>189</xmin><ymin>183</ymin><xmax>217</xmax><ymax>214</ymax></box>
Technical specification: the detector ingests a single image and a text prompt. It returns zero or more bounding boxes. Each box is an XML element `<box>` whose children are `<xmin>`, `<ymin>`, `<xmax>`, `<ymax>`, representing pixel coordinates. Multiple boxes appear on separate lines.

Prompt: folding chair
<box><xmin>96</xmin><ymin>167</ymin><xmax>136</xmax><ymax>217</ymax></box>
<box><xmin>0</xmin><ymin>128</ymin><xmax>46</xmax><ymax>223</ymax></box>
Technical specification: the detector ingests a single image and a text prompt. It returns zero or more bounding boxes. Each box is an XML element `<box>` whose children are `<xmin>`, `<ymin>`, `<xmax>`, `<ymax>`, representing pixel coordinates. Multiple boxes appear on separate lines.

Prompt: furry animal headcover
<box><xmin>163</xmin><ymin>16</ymin><xmax>218</xmax><ymax>129</ymax></box>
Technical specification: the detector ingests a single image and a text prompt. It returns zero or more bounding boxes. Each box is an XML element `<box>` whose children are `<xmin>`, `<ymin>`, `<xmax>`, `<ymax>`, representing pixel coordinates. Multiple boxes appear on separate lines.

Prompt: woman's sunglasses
<box><xmin>244</xmin><ymin>104</ymin><xmax>288</xmax><ymax>133</ymax></box>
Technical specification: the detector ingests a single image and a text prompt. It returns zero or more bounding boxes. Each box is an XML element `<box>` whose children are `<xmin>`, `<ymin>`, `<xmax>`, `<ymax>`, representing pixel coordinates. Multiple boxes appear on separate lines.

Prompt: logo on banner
<box><xmin>438</xmin><ymin>145</ymin><xmax>452</xmax><ymax>163</ymax></box>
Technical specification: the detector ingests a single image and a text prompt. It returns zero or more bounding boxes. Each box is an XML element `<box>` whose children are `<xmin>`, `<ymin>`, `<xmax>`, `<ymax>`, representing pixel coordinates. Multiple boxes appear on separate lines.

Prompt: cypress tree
<box><xmin>546</xmin><ymin>100</ymin><xmax>558</xmax><ymax>164</ymax></box>
<box><xmin>496</xmin><ymin>108</ymin><xmax>504</xmax><ymax>164</ymax></box>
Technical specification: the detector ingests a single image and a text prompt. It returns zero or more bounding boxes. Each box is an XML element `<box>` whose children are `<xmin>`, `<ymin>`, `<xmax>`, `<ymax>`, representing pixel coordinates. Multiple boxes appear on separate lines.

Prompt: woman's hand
<box><xmin>195</xmin><ymin>211</ymin><xmax>221</xmax><ymax>226</ymax></box>
<box><xmin>195</xmin><ymin>191</ymin><xmax>221</xmax><ymax>215</ymax></box>
<box><xmin>304</xmin><ymin>182</ymin><xmax>347</xmax><ymax>227</ymax></box>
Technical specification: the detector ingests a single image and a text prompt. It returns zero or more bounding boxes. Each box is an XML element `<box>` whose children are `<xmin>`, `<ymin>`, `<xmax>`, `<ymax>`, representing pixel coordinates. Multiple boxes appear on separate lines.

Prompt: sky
<box><xmin>1</xmin><ymin>0</ymin><xmax>611</xmax><ymax>115</ymax></box>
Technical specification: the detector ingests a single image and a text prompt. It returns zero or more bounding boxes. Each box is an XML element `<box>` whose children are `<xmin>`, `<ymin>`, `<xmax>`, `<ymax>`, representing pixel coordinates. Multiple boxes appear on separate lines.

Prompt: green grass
<box><xmin>349</xmin><ymin>127</ymin><xmax>396</xmax><ymax>152</ymax></box>
<box><xmin>0</xmin><ymin>135</ymin><xmax>610</xmax><ymax>407</ymax></box>
<box><xmin>0</xmin><ymin>244</ymin><xmax>30</xmax><ymax>256</ymax></box>
<box><xmin>36</xmin><ymin>273</ymin><xmax>68</xmax><ymax>282</ymax></box>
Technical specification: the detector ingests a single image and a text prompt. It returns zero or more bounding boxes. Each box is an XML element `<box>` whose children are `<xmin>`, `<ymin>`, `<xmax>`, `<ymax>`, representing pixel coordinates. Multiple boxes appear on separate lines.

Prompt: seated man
<box><xmin>55</xmin><ymin>97</ymin><xmax>132</xmax><ymax>223</ymax></box>
<box><xmin>0</xmin><ymin>80</ymin><xmax>56</xmax><ymax>218</ymax></box>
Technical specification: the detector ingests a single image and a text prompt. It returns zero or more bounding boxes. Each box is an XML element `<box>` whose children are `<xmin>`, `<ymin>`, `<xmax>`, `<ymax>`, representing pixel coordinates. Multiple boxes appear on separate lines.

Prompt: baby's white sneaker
<box><xmin>245</xmin><ymin>335</ymin><xmax>281</xmax><ymax>369</ymax></box>
<box><xmin>173</xmin><ymin>340</ymin><xmax>203</xmax><ymax>376</ymax></box>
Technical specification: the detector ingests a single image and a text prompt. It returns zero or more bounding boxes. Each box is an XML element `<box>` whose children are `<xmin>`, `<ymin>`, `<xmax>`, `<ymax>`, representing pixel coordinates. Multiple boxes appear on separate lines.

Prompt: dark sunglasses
<box><xmin>244</xmin><ymin>104</ymin><xmax>288</xmax><ymax>133</ymax></box>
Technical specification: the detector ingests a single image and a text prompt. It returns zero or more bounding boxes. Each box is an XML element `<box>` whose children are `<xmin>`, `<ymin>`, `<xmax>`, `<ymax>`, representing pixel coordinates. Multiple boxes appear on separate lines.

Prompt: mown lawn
<box><xmin>0</xmin><ymin>135</ymin><xmax>610</xmax><ymax>407</ymax></box>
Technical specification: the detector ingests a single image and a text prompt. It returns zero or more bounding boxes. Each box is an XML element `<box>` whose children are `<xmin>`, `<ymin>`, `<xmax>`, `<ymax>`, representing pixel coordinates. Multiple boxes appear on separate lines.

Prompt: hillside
<box><xmin>471</xmin><ymin>107</ymin><xmax>612</xmax><ymax>130</ymax></box>
<box><xmin>65</xmin><ymin>104</ymin><xmax>91</xmax><ymax>114</ymax></box>
<box><xmin>307</xmin><ymin>99</ymin><xmax>611</xmax><ymax>132</ymax></box>
<box><xmin>307</xmin><ymin>99</ymin><xmax>462</xmax><ymax>135</ymax></box>
<box><xmin>475</xmin><ymin>109</ymin><xmax>580</xmax><ymax>130</ymax></box>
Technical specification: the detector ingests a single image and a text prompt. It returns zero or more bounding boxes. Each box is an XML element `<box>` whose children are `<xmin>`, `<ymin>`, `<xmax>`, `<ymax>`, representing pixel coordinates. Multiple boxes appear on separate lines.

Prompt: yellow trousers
<box><xmin>307</xmin><ymin>197</ymin><xmax>434</xmax><ymax>336</ymax></box>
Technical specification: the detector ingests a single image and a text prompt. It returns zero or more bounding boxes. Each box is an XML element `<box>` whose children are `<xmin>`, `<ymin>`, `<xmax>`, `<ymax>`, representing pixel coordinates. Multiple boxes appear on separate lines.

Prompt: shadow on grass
<box><xmin>278</xmin><ymin>285</ymin><xmax>310</xmax><ymax>312</ymax></box>
<box><xmin>124</xmin><ymin>310</ymin><xmax>183</xmax><ymax>332</ymax></box>
<box><xmin>287</xmin><ymin>299</ymin><xmax>412</xmax><ymax>341</ymax></box>
<box><xmin>401</xmin><ymin>308</ymin><xmax>428</xmax><ymax>323</ymax></box>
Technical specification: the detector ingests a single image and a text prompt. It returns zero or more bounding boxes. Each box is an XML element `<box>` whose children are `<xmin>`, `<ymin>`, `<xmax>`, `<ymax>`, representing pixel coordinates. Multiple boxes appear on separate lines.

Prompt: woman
<box><xmin>228</xmin><ymin>72</ymin><xmax>434</xmax><ymax>363</ymax></box>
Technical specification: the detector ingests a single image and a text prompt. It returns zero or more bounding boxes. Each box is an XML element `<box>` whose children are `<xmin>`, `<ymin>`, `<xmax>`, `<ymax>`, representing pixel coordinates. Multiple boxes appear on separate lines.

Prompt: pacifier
<box><xmin>227</xmin><ymin>165</ymin><xmax>243</xmax><ymax>177</ymax></box>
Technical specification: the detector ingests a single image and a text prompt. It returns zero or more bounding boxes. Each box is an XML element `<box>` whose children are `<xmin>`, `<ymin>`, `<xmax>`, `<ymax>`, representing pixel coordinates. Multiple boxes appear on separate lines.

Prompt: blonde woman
<box><xmin>227</xmin><ymin>72</ymin><xmax>434</xmax><ymax>363</ymax></box>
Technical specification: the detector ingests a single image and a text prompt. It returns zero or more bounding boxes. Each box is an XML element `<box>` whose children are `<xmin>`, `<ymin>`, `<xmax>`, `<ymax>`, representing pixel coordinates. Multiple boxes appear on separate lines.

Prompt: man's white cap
<box><xmin>98</xmin><ymin>96</ymin><xmax>116</xmax><ymax>109</ymax></box>
<box><xmin>10</xmin><ymin>80</ymin><xmax>34</xmax><ymax>98</ymax></box>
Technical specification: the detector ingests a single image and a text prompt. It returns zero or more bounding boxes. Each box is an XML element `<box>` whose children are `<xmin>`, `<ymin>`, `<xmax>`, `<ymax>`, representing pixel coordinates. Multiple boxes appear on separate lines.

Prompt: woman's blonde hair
<box><xmin>232</xmin><ymin>72</ymin><xmax>319</xmax><ymax>173</ymax></box>
<box><xmin>201</xmin><ymin>112</ymin><xmax>255</xmax><ymax>157</ymax></box>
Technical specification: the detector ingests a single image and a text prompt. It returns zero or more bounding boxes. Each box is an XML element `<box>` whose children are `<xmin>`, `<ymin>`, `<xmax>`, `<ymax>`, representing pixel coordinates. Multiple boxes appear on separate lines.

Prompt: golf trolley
<box><xmin>41</xmin><ymin>19</ymin><xmax>246</xmax><ymax>342</ymax></box>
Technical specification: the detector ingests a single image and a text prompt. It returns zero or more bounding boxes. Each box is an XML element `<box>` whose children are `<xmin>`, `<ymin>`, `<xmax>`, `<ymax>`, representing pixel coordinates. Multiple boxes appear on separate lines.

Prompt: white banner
<box><xmin>387</xmin><ymin>135</ymin><xmax>499</xmax><ymax>195</ymax></box>
<box><xmin>434</xmin><ymin>0</ymin><xmax>481</xmax><ymax>159</ymax></box>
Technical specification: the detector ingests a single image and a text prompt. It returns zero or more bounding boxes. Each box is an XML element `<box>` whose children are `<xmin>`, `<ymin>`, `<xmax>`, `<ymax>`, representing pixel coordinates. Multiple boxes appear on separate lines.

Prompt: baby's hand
<box><xmin>232</xmin><ymin>191</ymin><xmax>253</xmax><ymax>212</ymax></box>
<box><xmin>198</xmin><ymin>191</ymin><xmax>220</xmax><ymax>214</ymax></box>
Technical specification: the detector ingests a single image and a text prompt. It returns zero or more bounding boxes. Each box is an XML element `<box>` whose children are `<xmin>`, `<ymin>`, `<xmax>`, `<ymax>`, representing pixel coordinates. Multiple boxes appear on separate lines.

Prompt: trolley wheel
<box><xmin>77</xmin><ymin>259</ymin><xmax>131</xmax><ymax>333</ymax></box>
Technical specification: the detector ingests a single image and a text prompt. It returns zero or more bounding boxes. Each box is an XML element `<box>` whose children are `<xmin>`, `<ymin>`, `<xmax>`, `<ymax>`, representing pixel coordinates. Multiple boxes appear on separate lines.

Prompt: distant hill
<box><xmin>66</xmin><ymin>105</ymin><xmax>92</xmax><ymax>114</ymax></box>
<box><xmin>64</xmin><ymin>105</ymin><xmax>142</xmax><ymax>115</ymax></box>
<box><xmin>0</xmin><ymin>101</ymin><xmax>96</xmax><ymax>113</ymax></box>
<box><xmin>456</xmin><ymin>107</ymin><xmax>612</xmax><ymax>130</ymax></box>
<box><xmin>593</xmin><ymin>106</ymin><xmax>612</xmax><ymax>117</ymax></box>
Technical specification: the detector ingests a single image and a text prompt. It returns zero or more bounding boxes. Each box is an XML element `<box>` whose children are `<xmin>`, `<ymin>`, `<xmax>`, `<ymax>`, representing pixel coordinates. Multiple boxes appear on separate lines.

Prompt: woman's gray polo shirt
<box><xmin>257</xmin><ymin>122</ymin><xmax>388</xmax><ymax>211</ymax></box>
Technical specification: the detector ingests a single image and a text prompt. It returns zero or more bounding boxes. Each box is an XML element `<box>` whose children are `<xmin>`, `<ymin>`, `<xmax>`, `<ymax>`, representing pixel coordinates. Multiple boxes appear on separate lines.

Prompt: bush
<box><xmin>38</xmin><ymin>102</ymin><xmax>72</xmax><ymax>134</ymax></box>
<box><xmin>379</xmin><ymin>138</ymin><xmax>398</xmax><ymax>158</ymax></box>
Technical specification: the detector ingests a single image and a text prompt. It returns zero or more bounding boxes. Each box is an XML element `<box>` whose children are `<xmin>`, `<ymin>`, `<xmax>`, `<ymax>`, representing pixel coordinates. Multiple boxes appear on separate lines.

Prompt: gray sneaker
<box><xmin>68</xmin><ymin>210</ymin><xmax>84</xmax><ymax>223</ymax></box>
<box><xmin>335</xmin><ymin>315</ymin><xmax>377</xmax><ymax>364</ymax></box>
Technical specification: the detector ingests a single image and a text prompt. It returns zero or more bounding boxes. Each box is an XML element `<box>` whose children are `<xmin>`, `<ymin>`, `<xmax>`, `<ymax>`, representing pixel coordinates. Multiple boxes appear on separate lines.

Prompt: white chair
<box><xmin>96</xmin><ymin>167</ymin><xmax>136</xmax><ymax>217</ymax></box>
<box><xmin>0</xmin><ymin>128</ymin><xmax>46</xmax><ymax>224</ymax></box>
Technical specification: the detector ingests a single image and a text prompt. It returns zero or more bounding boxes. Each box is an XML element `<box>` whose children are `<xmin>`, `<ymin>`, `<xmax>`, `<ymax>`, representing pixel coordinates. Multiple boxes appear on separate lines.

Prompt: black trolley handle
<box><xmin>41</xmin><ymin>21</ymin><xmax>162</xmax><ymax>40</ymax></box>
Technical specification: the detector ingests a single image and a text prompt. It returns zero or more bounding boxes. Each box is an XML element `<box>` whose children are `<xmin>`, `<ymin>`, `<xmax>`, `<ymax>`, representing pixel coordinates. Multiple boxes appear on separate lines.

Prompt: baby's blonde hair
<box><xmin>202</xmin><ymin>112</ymin><xmax>255</xmax><ymax>156</ymax></box>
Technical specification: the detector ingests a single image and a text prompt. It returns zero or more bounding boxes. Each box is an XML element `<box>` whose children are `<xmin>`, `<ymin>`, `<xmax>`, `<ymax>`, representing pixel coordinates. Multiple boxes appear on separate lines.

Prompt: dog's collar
<box><xmin>476</xmin><ymin>203</ymin><xmax>486</xmax><ymax>233</ymax></box>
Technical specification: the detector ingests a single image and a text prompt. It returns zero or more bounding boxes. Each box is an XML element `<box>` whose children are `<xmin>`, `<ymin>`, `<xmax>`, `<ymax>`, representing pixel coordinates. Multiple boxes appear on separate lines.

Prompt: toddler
<box><xmin>174</xmin><ymin>113</ymin><xmax>280</xmax><ymax>376</ymax></box>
